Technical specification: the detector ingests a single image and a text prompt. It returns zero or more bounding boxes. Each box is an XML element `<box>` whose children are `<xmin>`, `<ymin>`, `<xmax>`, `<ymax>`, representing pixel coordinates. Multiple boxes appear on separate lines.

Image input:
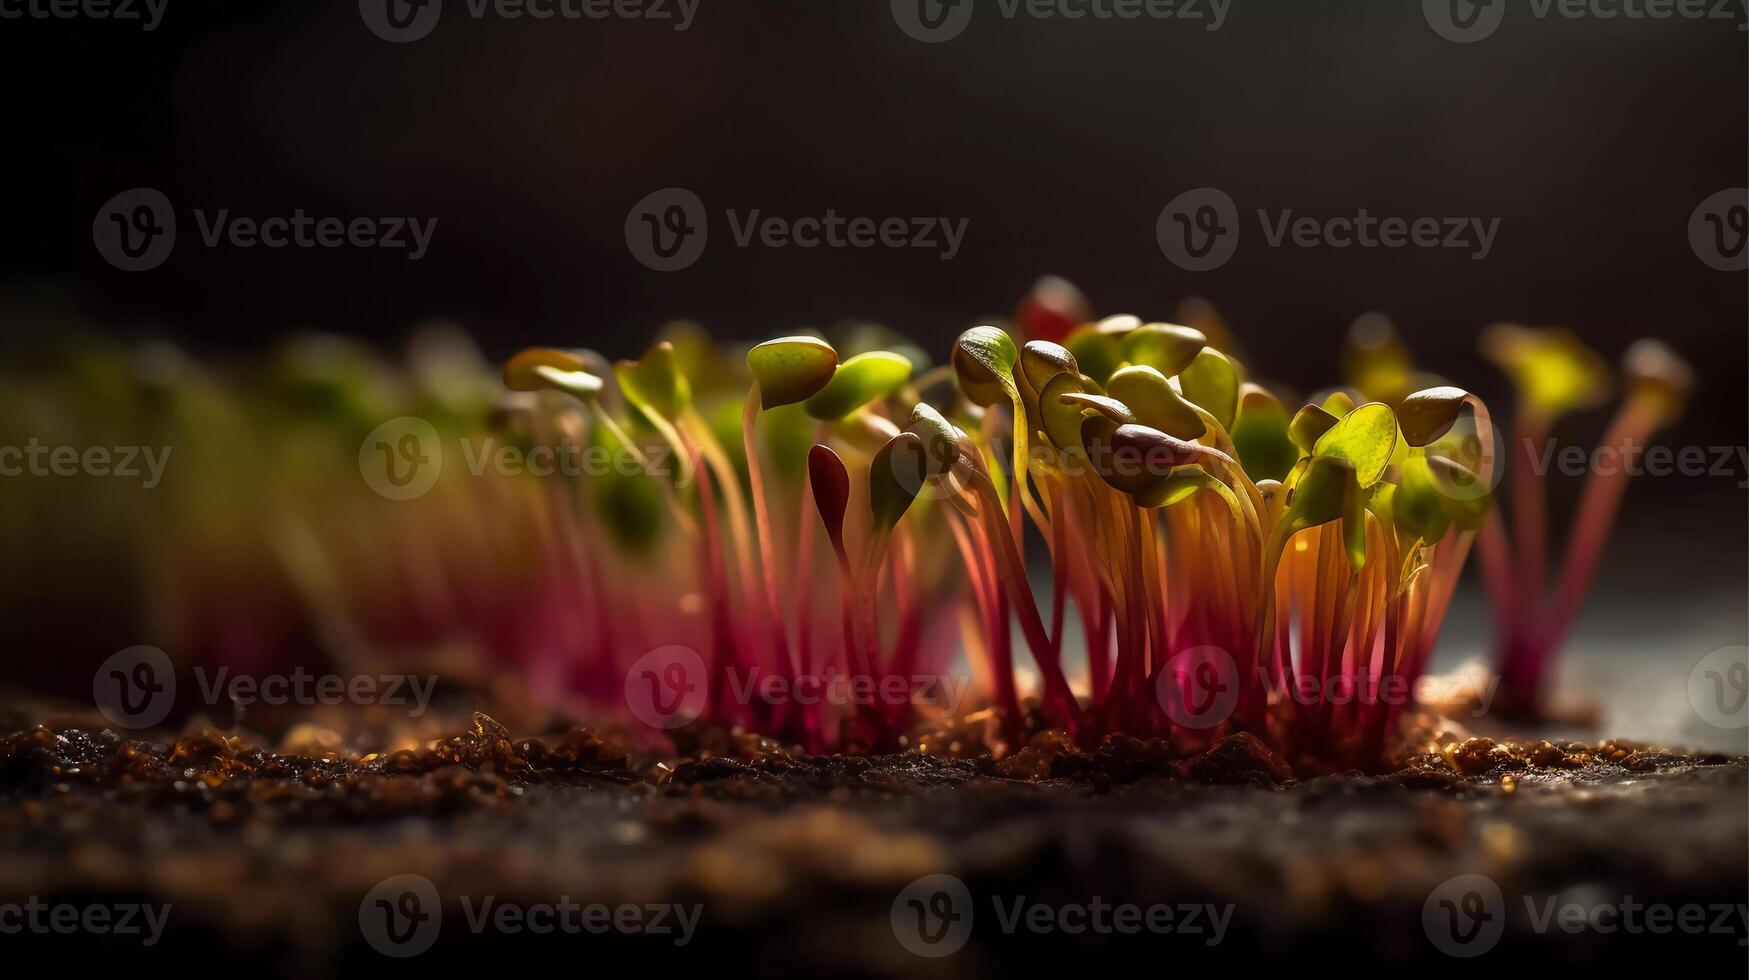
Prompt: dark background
<box><xmin>2</xmin><ymin>1</ymin><xmax>1745</xmax><ymax>490</ymax></box>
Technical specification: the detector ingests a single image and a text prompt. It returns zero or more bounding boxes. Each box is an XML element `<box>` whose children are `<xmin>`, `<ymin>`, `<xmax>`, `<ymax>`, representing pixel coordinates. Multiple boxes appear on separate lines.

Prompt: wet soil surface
<box><xmin>0</xmin><ymin>709</ymin><xmax>1744</xmax><ymax>976</ymax></box>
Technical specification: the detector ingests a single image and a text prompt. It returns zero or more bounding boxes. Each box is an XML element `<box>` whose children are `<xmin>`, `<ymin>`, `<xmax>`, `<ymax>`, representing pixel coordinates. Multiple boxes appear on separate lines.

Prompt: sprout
<box><xmin>1481</xmin><ymin>323</ymin><xmax>1612</xmax><ymax>420</ymax></box>
<box><xmin>805</xmin><ymin>350</ymin><xmax>913</xmax><ymax>420</ymax></box>
<box><xmin>1105</xmin><ymin>365</ymin><xmax>1205</xmax><ymax>440</ymax></box>
<box><xmin>1230</xmin><ymin>384</ymin><xmax>1298</xmax><ymax>483</ymax></box>
<box><xmin>1473</xmin><ymin>326</ymin><xmax>1691</xmax><ymax>718</ymax></box>
<box><xmin>1311</xmin><ymin>402</ymin><xmax>1396</xmax><ymax>488</ymax></box>
<box><xmin>1178</xmin><ymin>348</ymin><xmax>1241</xmax><ymax>430</ymax></box>
<box><xmin>747</xmin><ymin>336</ymin><xmax>839</xmax><ymax>409</ymax></box>
<box><xmin>1120</xmin><ymin>324</ymin><xmax>1206</xmax><ymax>377</ymax></box>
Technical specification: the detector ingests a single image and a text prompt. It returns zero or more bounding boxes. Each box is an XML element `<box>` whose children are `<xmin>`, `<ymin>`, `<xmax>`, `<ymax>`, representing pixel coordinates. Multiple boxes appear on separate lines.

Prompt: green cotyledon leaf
<box><xmin>1178</xmin><ymin>348</ymin><xmax>1240</xmax><ymax>430</ymax></box>
<box><xmin>1312</xmin><ymin>402</ymin><xmax>1397</xmax><ymax>488</ymax></box>
<box><xmin>1105</xmin><ymin>365</ymin><xmax>1205</xmax><ymax>440</ymax></box>
<box><xmin>951</xmin><ymin>326</ymin><xmax>1019</xmax><ymax>407</ymax></box>
<box><xmin>1231</xmin><ymin>383</ymin><xmax>1300</xmax><ymax>483</ymax></box>
<box><xmin>747</xmin><ymin>336</ymin><xmax>839</xmax><ymax>409</ymax></box>
<box><xmin>615</xmin><ymin>341</ymin><xmax>692</xmax><ymax>421</ymax></box>
<box><xmin>804</xmin><ymin>350</ymin><xmax>912</xmax><ymax>420</ymax></box>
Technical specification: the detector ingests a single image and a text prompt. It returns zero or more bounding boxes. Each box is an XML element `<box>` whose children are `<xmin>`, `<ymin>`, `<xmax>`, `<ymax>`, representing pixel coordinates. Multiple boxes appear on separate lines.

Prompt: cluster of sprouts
<box><xmin>5</xmin><ymin>285</ymin><xmax>1683</xmax><ymax>768</ymax></box>
<box><xmin>506</xmin><ymin>283</ymin><xmax>1502</xmax><ymax>770</ymax></box>
<box><xmin>1343</xmin><ymin>318</ymin><xmax>1693</xmax><ymax>719</ymax></box>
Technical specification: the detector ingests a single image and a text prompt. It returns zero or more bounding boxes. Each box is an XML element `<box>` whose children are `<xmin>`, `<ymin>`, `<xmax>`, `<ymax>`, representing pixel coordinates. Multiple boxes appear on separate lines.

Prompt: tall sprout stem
<box><xmin>1537</xmin><ymin>398</ymin><xmax>1661</xmax><ymax>685</ymax></box>
<box><xmin>740</xmin><ymin>387</ymin><xmax>799</xmax><ymax>700</ymax></box>
<box><xmin>1510</xmin><ymin>414</ymin><xmax>1551</xmax><ymax>599</ymax></box>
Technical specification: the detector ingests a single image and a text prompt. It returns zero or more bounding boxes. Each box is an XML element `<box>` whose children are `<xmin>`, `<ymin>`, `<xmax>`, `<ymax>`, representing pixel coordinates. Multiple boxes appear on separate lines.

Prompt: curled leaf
<box><xmin>1121</xmin><ymin>324</ymin><xmax>1206</xmax><ymax>378</ymax></box>
<box><xmin>1039</xmin><ymin>372</ymin><xmax>1091</xmax><ymax>452</ymax></box>
<box><xmin>1231</xmin><ymin>384</ymin><xmax>1300</xmax><ymax>483</ymax></box>
<box><xmin>1392</xmin><ymin>456</ymin><xmax>1453</xmax><ymax>546</ymax></box>
<box><xmin>615</xmin><ymin>341</ymin><xmax>691</xmax><ymax>420</ymax></box>
<box><xmin>1289</xmin><ymin>404</ymin><xmax>1339</xmax><ymax>453</ymax></box>
<box><xmin>747</xmin><ymin>336</ymin><xmax>838</xmax><ymax>409</ymax></box>
<box><xmin>1312</xmin><ymin>402</ymin><xmax>1397</xmax><ymax>488</ymax></box>
<box><xmin>1097</xmin><ymin>423</ymin><xmax>1224</xmax><ymax>495</ymax></box>
<box><xmin>1397</xmin><ymin>386</ymin><xmax>1469</xmax><ymax>447</ymax></box>
<box><xmin>1178</xmin><ymin>348</ymin><xmax>1240</xmax><ymax>429</ymax></box>
<box><xmin>804</xmin><ymin>350</ymin><xmax>913</xmax><ymax>420</ymax></box>
<box><xmin>951</xmin><ymin>326</ymin><xmax>1019</xmax><ymax>407</ymax></box>
<box><xmin>1019</xmin><ymin>341</ymin><xmax>1077</xmax><ymax>402</ymax></box>
<box><xmin>906</xmin><ymin>402</ymin><xmax>963</xmax><ymax>478</ymax></box>
<box><xmin>870</xmin><ymin>432</ymin><xmax>928</xmax><ymax>531</ymax></box>
<box><xmin>504</xmin><ymin>348</ymin><xmax>603</xmax><ymax>399</ymax></box>
<box><xmin>1106</xmin><ymin>365</ymin><xmax>1205</xmax><ymax>440</ymax></box>
<box><xmin>1064</xmin><ymin>325</ymin><xmax>1122</xmax><ymax>386</ymax></box>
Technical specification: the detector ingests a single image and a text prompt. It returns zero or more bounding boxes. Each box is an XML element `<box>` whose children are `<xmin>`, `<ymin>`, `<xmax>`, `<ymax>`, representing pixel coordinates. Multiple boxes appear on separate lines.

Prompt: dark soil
<box><xmin>1</xmin><ymin>706</ymin><xmax>1744</xmax><ymax>976</ymax></box>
